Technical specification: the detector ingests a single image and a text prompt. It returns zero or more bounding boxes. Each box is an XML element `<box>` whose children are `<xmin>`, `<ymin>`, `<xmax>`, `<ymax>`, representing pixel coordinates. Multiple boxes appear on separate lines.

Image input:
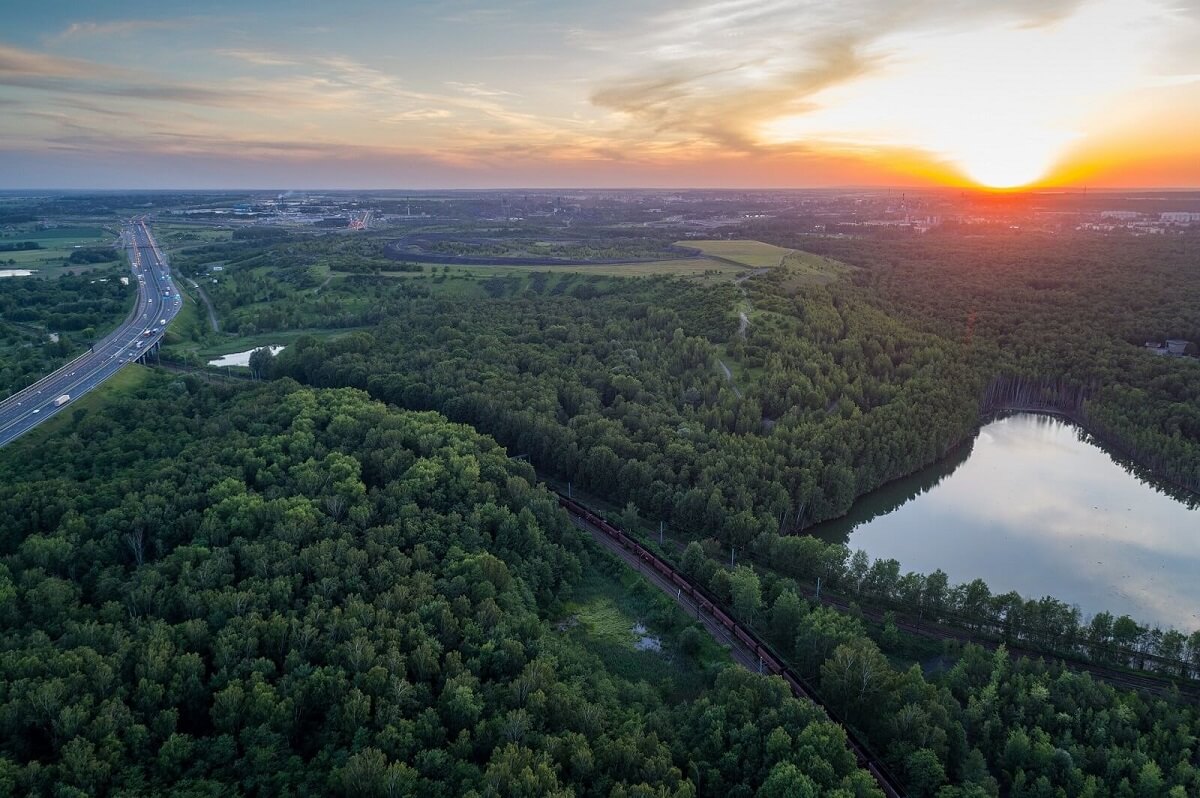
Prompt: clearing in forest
<box><xmin>677</xmin><ymin>239</ymin><xmax>795</xmax><ymax>268</ymax></box>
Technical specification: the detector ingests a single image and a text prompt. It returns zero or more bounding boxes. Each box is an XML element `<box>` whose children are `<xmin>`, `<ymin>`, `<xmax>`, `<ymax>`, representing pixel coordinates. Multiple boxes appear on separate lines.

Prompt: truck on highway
<box><xmin>53</xmin><ymin>394</ymin><xmax>70</xmax><ymax>407</ymax></box>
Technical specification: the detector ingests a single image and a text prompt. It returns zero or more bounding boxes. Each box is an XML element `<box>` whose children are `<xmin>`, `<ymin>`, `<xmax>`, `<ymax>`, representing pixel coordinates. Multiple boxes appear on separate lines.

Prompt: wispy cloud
<box><xmin>0</xmin><ymin>43</ymin><xmax>126</xmax><ymax>81</ymax></box>
<box><xmin>216</xmin><ymin>49</ymin><xmax>299</xmax><ymax>67</ymax></box>
<box><xmin>49</xmin><ymin>18</ymin><xmax>188</xmax><ymax>44</ymax></box>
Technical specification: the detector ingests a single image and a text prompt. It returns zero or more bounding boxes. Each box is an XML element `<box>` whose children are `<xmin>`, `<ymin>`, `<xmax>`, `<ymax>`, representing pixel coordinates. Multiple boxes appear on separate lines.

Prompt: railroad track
<box><xmin>559</xmin><ymin>492</ymin><xmax>907</xmax><ymax>798</ymax></box>
<box><xmin>815</xmin><ymin>592</ymin><xmax>1200</xmax><ymax>702</ymax></box>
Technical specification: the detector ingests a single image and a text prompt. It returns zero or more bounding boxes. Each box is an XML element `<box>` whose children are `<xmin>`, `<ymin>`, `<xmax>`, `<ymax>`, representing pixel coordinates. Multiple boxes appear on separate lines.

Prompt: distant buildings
<box><xmin>1144</xmin><ymin>339</ymin><xmax>1194</xmax><ymax>357</ymax></box>
<box><xmin>1161</xmin><ymin>212</ymin><xmax>1200</xmax><ymax>224</ymax></box>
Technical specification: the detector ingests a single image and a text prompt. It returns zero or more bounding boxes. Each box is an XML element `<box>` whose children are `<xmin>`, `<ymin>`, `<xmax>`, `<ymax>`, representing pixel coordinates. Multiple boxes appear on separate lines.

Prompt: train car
<box><xmin>671</xmin><ymin>572</ymin><xmax>691</xmax><ymax>592</ymax></box>
<box><xmin>712</xmin><ymin>607</ymin><xmax>736</xmax><ymax>630</ymax></box>
<box><xmin>758</xmin><ymin>648</ymin><xmax>784</xmax><ymax>675</ymax></box>
<box><xmin>734</xmin><ymin>626</ymin><xmax>756</xmax><ymax>650</ymax></box>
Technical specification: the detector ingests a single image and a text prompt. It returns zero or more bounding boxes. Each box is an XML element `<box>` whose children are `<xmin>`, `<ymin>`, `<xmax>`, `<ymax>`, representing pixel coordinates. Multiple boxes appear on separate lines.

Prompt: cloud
<box><xmin>577</xmin><ymin>0</ymin><xmax>1200</xmax><ymax>191</ymax></box>
<box><xmin>445</xmin><ymin>81</ymin><xmax>518</xmax><ymax>98</ymax></box>
<box><xmin>0</xmin><ymin>43</ymin><xmax>330</xmax><ymax>111</ymax></box>
<box><xmin>0</xmin><ymin>43</ymin><xmax>125</xmax><ymax>81</ymax></box>
<box><xmin>384</xmin><ymin>109</ymin><xmax>454</xmax><ymax>122</ymax></box>
<box><xmin>50</xmin><ymin>19</ymin><xmax>188</xmax><ymax>43</ymax></box>
<box><xmin>216</xmin><ymin>49</ymin><xmax>299</xmax><ymax>67</ymax></box>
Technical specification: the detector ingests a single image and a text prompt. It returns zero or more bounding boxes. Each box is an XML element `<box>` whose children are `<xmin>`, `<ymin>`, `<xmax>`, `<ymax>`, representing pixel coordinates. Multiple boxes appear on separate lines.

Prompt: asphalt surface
<box><xmin>0</xmin><ymin>220</ymin><xmax>181</xmax><ymax>447</ymax></box>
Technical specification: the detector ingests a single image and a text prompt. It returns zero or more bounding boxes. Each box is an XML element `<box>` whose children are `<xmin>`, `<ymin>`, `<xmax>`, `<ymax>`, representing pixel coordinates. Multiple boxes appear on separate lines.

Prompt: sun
<box><xmin>754</xmin><ymin>0</ymin><xmax>1163</xmax><ymax>191</ymax></box>
<box><xmin>953</xmin><ymin>139</ymin><xmax>1065</xmax><ymax>190</ymax></box>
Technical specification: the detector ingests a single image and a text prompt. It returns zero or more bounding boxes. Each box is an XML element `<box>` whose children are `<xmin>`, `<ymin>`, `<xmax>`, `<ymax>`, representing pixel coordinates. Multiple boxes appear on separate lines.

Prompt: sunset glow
<box><xmin>1</xmin><ymin>0</ymin><xmax>1198</xmax><ymax>188</ymax></box>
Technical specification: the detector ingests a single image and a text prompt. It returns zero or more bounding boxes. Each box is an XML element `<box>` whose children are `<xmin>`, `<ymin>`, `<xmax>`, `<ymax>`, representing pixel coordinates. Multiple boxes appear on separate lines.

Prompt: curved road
<box><xmin>0</xmin><ymin>220</ymin><xmax>181</xmax><ymax>447</ymax></box>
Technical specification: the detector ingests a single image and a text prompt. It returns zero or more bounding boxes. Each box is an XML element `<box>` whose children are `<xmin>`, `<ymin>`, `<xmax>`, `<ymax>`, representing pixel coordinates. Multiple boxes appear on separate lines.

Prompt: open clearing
<box><xmin>0</xmin><ymin>226</ymin><xmax>118</xmax><ymax>276</ymax></box>
<box><xmin>154</xmin><ymin>224</ymin><xmax>233</xmax><ymax>251</ymax></box>
<box><xmin>360</xmin><ymin>257</ymin><xmax>744</xmax><ymax>282</ymax></box>
<box><xmin>677</xmin><ymin>239</ymin><xmax>795</xmax><ymax>268</ymax></box>
<box><xmin>777</xmin><ymin>250</ymin><xmax>851</xmax><ymax>285</ymax></box>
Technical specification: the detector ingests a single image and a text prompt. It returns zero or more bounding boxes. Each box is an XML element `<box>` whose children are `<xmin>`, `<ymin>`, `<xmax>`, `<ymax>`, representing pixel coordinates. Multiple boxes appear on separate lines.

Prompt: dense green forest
<box><xmin>0</xmin><ymin>267</ymin><xmax>133</xmax><ymax>399</ymax></box>
<box><xmin>0</xmin><ymin>377</ymin><xmax>880</xmax><ymax>796</ymax></box>
<box><xmin>268</xmin><ymin>276</ymin><xmax>980</xmax><ymax>534</ymax></box>
<box><xmin>751</xmin><ymin>229</ymin><xmax>1200</xmax><ymax>493</ymax></box>
<box><xmin>3</xmin><ymin>375</ymin><xmax>1197</xmax><ymax>796</ymax></box>
<box><xmin>172</xmin><ymin>226</ymin><xmax>1197</xmax><ymax>649</ymax></box>
<box><xmin>674</xmin><ymin>538</ymin><xmax>1200</xmax><ymax>796</ymax></box>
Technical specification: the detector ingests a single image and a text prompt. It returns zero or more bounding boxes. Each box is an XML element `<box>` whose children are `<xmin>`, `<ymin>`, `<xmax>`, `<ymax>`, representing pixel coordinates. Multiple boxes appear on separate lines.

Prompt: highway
<box><xmin>0</xmin><ymin>220</ymin><xmax>181</xmax><ymax>447</ymax></box>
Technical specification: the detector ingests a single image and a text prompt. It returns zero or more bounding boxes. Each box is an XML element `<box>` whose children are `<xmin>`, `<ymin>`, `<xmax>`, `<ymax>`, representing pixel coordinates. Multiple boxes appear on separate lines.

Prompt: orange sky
<box><xmin>1</xmin><ymin>0</ymin><xmax>1198</xmax><ymax>188</ymax></box>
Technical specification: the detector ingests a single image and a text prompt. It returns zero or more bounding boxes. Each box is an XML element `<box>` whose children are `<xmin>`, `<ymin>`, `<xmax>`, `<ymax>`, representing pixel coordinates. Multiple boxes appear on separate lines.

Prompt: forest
<box><xmin>750</xmin><ymin>228</ymin><xmax>1200</xmax><ymax>494</ymax></box>
<box><xmin>267</xmin><ymin>275</ymin><xmax>981</xmax><ymax>535</ymax></box>
<box><xmin>0</xmin><ymin>267</ymin><xmax>133</xmax><ymax>399</ymax></box>
<box><xmin>2</xmin><ymin>375</ymin><xmax>1197</xmax><ymax>796</ymax></box>
<box><xmin>179</xmin><ymin>226</ymin><xmax>1198</xmax><ymax>650</ymax></box>
<box><xmin>0</xmin><ymin>377</ymin><xmax>880</xmax><ymax>797</ymax></box>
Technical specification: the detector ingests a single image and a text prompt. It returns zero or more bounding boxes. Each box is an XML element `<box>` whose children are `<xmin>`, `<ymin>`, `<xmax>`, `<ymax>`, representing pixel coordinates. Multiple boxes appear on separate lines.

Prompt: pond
<box><xmin>208</xmin><ymin>345</ymin><xmax>285</xmax><ymax>368</ymax></box>
<box><xmin>813</xmin><ymin>413</ymin><xmax>1200</xmax><ymax>630</ymax></box>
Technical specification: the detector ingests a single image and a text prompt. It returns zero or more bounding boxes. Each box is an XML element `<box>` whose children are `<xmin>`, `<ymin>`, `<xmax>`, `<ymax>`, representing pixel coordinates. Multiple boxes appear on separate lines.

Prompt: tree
<box><xmin>729</xmin><ymin>565</ymin><xmax>762</xmax><ymax>623</ymax></box>
<box><xmin>757</xmin><ymin>763</ymin><xmax>818</xmax><ymax>798</ymax></box>
<box><xmin>248</xmin><ymin>346</ymin><xmax>276</xmax><ymax>380</ymax></box>
<box><xmin>904</xmin><ymin>748</ymin><xmax>947</xmax><ymax>797</ymax></box>
<box><xmin>680</xmin><ymin>542</ymin><xmax>707</xmax><ymax>578</ymax></box>
<box><xmin>820</xmin><ymin>638</ymin><xmax>892</xmax><ymax>722</ymax></box>
<box><xmin>769</xmin><ymin>589</ymin><xmax>805</xmax><ymax>647</ymax></box>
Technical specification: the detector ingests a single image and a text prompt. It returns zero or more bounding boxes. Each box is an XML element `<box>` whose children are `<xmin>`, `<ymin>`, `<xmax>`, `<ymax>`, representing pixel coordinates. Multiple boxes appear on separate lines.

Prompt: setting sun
<box><xmin>758</xmin><ymin>0</ymin><xmax>1173</xmax><ymax>189</ymax></box>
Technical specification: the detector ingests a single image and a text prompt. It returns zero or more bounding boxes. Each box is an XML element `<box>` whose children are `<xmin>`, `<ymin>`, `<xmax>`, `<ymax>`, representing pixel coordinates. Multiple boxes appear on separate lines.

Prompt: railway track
<box><xmin>559</xmin><ymin>492</ymin><xmax>907</xmax><ymax>798</ymax></box>
<box><xmin>812</xmin><ymin>589</ymin><xmax>1200</xmax><ymax>702</ymax></box>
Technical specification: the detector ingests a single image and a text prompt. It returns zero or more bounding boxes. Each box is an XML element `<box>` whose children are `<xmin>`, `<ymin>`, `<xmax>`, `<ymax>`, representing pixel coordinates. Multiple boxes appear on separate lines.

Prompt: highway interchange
<box><xmin>0</xmin><ymin>221</ymin><xmax>181</xmax><ymax>447</ymax></box>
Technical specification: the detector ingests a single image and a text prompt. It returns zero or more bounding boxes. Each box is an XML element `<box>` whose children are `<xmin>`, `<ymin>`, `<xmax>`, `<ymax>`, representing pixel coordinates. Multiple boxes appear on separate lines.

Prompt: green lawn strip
<box><xmin>13</xmin><ymin>364</ymin><xmax>154</xmax><ymax>444</ymax></box>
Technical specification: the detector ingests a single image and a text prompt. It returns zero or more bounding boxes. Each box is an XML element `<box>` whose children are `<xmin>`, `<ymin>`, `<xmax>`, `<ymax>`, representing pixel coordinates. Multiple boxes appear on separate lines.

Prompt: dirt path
<box><xmin>717</xmin><ymin>358</ymin><xmax>743</xmax><ymax>398</ymax></box>
<box><xmin>186</xmin><ymin>278</ymin><xmax>220</xmax><ymax>333</ymax></box>
<box><xmin>734</xmin><ymin>266</ymin><xmax>770</xmax><ymax>285</ymax></box>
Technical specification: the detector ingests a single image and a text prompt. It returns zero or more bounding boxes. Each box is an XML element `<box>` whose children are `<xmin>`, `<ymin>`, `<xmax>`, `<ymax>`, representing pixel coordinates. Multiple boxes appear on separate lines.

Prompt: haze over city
<box><xmin>3</xmin><ymin>0</ymin><xmax>1200</xmax><ymax>189</ymax></box>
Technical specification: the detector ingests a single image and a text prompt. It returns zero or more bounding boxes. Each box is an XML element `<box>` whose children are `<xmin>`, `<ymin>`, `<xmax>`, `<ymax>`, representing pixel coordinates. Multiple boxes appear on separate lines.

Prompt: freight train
<box><xmin>556</xmin><ymin>491</ymin><xmax>905</xmax><ymax>798</ymax></box>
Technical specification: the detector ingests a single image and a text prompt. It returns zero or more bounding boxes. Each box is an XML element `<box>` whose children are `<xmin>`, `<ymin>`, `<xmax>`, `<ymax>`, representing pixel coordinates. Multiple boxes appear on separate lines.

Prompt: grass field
<box><xmin>364</xmin><ymin>256</ymin><xmax>744</xmax><ymax>284</ymax></box>
<box><xmin>0</xmin><ymin>226</ymin><xmax>119</xmax><ymax>276</ymax></box>
<box><xmin>561</xmin><ymin>570</ymin><xmax>730</xmax><ymax>696</ymax></box>
<box><xmin>677</xmin><ymin>239</ymin><xmax>795</xmax><ymax>268</ymax></box>
<box><xmin>16</xmin><ymin>365</ymin><xmax>153</xmax><ymax>444</ymax></box>
<box><xmin>777</xmin><ymin>250</ymin><xmax>851</xmax><ymax>286</ymax></box>
<box><xmin>154</xmin><ymin>224</ymin><xmax>233</xmax><ymax>252</ymax></box>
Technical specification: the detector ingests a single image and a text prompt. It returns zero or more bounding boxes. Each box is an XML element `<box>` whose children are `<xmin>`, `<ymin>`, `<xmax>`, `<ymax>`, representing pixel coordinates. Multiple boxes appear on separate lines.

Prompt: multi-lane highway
<box><xmin>0</xmin><ymin>220</ymin><xmax>181</xmax><ymax>447</ymax></box>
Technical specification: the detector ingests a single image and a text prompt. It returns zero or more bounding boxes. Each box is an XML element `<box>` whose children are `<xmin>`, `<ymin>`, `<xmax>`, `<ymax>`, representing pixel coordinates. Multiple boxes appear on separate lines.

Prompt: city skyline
<box><xmin>2</xmin><ymin>0</ymin><xmax>1199</xmax><ymax>190</ymax></box>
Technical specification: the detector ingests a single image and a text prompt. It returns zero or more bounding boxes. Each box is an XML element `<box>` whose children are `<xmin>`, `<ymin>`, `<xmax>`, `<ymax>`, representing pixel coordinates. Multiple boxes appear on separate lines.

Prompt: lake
<box><xmin>208</xmin><ymin>345</ymin><xmax>285</xmax><ymax>368</ymax></box>
<box><xmin>813</xmin><ymin>413</ymin><xmax>1200</xmax><ymax>630</ymax></box>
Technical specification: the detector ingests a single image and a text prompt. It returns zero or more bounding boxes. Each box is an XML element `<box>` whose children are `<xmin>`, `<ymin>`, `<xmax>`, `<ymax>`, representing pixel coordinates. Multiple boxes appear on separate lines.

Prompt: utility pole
<box><xmin>659</xmin><ymin>520</ymin><xmax>664</xmax><ymax>545</ymax></box>
<box><xmin>815</xmin><ymin>576</ymin><xmax>822</xmax><ymax>601</ymax></box>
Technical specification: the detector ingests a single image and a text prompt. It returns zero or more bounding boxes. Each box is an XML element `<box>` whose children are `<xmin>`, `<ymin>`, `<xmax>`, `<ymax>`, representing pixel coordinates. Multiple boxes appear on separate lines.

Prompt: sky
<box><xmin>1</xmin><ymin>0</ymin><xmax>1199</xmax><ymax>190</ymax></box>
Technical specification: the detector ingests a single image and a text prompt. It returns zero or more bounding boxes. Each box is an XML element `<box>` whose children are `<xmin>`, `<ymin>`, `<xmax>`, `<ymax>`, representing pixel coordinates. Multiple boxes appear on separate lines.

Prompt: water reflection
<box><xmin>812</xmin><ymin>413</ymin><xmax>1200</xmax><ymax>630</ymax></box>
